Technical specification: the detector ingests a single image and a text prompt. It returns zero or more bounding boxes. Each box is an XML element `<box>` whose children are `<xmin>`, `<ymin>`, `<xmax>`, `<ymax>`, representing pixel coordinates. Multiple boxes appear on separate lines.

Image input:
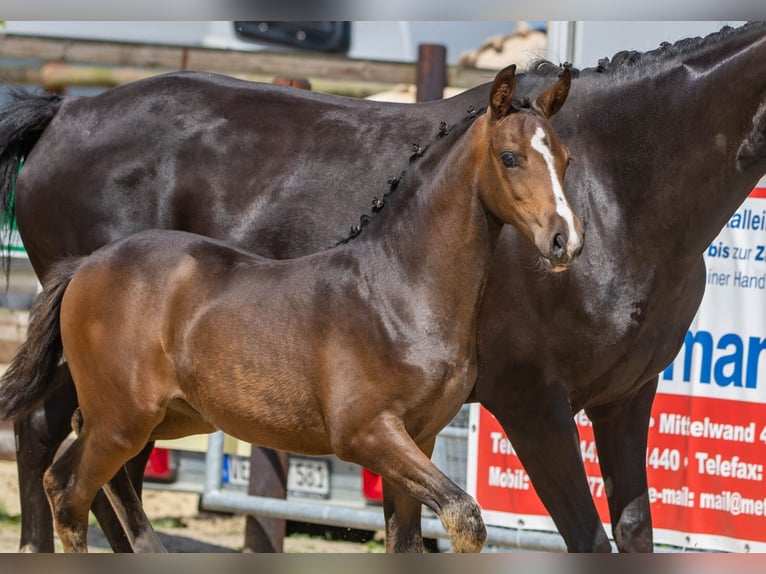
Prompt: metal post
<box><xmin>415</xmin><ymin>44</ymin><xmax>447</xmax><ymax>102</ymax></box>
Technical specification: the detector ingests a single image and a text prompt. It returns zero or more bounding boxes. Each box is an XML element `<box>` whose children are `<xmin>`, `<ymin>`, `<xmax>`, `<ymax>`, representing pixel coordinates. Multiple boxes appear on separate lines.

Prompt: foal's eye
<box><xmin>501</xmin><ymin>151</ymin><xmax>517</xmax><ymax>167</ymax></box>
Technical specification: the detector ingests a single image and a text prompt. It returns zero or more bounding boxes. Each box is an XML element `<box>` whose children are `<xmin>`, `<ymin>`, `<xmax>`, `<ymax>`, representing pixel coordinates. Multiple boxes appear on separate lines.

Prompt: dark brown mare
<box><xmin>0</xmin><ymin>21</ymin><xmax>765</xmax><ymax>553</ymax></box>
<box><xmin>0</xmin><ymin>66</ymin><xmax>580</xmax><ymax>553</ymax></box>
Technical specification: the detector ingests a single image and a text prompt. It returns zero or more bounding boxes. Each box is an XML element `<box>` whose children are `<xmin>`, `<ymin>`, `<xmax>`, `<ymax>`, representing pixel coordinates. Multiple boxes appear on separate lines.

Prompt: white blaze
<box><xmin>530</xmin><ymin>127</ymin><xmax>581</xmax><ymax>250</ymax></box>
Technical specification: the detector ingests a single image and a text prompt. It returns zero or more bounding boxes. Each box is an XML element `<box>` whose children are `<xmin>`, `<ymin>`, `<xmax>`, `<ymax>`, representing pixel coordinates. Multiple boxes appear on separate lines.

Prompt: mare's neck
<box><xmin>579</xmin><ymin>25</ymin><xmax>766</xmax><ymax>266</ymax></box>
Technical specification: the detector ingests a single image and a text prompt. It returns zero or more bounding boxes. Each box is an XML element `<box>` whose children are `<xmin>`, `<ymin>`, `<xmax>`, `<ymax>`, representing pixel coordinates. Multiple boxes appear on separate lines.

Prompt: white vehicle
<box><xmin>3</xmin><ymin>21</ymin><xmax>531</xmax><ymax>64</ymax></box>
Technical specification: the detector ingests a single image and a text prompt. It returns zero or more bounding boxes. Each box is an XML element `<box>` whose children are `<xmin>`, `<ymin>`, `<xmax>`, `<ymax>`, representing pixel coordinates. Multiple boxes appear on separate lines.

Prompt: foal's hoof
<box><xmin>440</xmin><ymin>497</ymin><xmax>487</xmax><ymax>553</ymax></box>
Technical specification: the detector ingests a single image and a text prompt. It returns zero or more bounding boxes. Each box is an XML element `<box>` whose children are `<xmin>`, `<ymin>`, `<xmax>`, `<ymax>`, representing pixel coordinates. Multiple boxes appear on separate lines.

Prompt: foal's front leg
<box><xmin>380</xmin><ymin>436</ymin><xmax>436</xmax><ymax>552</ymax></box>
<box><xmin>338</xmin><ymin>416</ymin><xmax>486</xmax><ymax>553</ymax></box>
<box><xmin>379</xmin><ymin>434</ymin><xmax>434</xmax><ymax>552</ymax></box>
<box><xmin>382</xmin><ymin>480</ymin><xmax>425</xmax><ymax>552</ymax></box>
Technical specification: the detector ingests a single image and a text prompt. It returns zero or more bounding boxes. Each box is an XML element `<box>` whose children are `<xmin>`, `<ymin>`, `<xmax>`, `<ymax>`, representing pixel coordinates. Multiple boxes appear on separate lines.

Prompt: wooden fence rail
<box><xmin>0</xmin><ymin>33</ymin><xmax>496</xmax><ymax>96</ymax></box>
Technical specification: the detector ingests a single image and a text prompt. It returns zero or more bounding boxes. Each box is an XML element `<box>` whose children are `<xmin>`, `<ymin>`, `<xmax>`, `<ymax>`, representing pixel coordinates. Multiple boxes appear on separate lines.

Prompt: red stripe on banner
<box><xmin>750</xmin><ymin>187</ymin><xmax>766</xmax><ymax>198</ymax></box>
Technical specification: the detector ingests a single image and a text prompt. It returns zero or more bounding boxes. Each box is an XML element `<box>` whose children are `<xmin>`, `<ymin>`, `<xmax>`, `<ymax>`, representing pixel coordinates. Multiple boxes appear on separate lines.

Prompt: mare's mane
<box><xmin>531</xmin><ymin>21</ymin><xmax>761</xmax><ymax>79</ymax></box>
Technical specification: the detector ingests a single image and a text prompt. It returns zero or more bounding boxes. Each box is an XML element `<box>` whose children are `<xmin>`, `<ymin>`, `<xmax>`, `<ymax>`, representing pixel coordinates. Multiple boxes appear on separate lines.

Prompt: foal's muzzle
<box><xmin>541</xmin><ymin>222</ymin><xmax>584</xmax><ymax>272</ymax></box>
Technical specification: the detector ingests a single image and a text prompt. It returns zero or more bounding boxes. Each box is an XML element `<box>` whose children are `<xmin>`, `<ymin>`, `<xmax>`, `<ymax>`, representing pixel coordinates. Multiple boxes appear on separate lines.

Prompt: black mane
<box><xmin>530</xmin><ymin>21</ymin><xmax>763</xmax><ymax>78</ymax></box>
<box><xmin>335</xmin><ymin>107</ymin><xmax>484</xmax><ymax>245</ymax></box>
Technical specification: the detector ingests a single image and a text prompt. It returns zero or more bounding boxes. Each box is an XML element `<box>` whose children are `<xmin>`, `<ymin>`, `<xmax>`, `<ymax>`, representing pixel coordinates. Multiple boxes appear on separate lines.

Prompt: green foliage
<box><xmin>363</xmin><ymin>538</ymin><xmax>385</xmax><ymax>552</ymax></box>
<box><xmin>150</xmin><ymin>516</ymin><xmax>188</xmax><ymax>529</ymax></box>
<box><xmin>0</xmin><ymin>502</ymin><xmax>21</xmax><ymax>527</ymax></box>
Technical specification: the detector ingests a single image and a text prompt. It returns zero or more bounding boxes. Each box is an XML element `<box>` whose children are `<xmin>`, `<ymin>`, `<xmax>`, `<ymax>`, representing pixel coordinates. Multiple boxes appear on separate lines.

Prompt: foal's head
<box><xmin>476</xmin><ymin>64</ymin><xmax>583</xmax><ymax>271</ymax></box>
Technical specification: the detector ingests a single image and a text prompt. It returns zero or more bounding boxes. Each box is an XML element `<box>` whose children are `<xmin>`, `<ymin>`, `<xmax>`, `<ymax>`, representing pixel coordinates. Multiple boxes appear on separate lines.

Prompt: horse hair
<box><xmin>737</xmin><ymin>99</ymin><xmax>766</xmax><ymax>169</ymax></box>
<box><xmin>0</xmin><ymin>87</ymin><xmax>63</xmax><ymax>283</ymax></box>
<box><xmin>530</xmin><ymin>21</ymin><xmax>763</xmax><ymax>79</ymax></box>
<box><xmin>0</xmin><ymin>256</ymin><xmax>81</xmax><ymax>422</ymax></box>
<box><xmin>335</xmin><ymin>108</ymin><xmax>484</xmax><ymax>245</ymax></box>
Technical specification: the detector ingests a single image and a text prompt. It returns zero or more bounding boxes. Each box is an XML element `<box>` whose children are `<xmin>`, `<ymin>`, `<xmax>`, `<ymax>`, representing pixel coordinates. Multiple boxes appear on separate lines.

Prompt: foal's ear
<box><xmin>533</xmin><ymin>67</ymin><xmax>571</xmax><ymax>118</ymax></box>
<box><xmin>489</xmin><ymin>64</ymin><xmax>517</xmax><ymax>121</ymax></box>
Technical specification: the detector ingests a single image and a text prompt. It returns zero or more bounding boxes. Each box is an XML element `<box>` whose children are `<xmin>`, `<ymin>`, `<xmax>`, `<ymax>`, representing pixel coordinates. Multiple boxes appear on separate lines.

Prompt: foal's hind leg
<box><xmin>89</xmin><ymin>442</ymin><xmax>157</xmax><ymax>552</ymax></box>
<box><xmin>101</xmin><ymin>462</ymin><xmax>167</xmax><ymax>552</ymax></box>
<box><xmin>14</xmin><ymin>365</ymin><xmax>138</xmax><ymax>553</ymax></box>
<box><xmin>43</xmin><ymin>414</ymin><xmax>156</xmax><ymax>552</ymax></box>
<box><xmin>43</xmin><ymin>435</ymin><xmax>96</xmax><ymax>552</ymax></box>
<box><xmin>69</xmin><ymin>409</ymin><xmax>166</xmax><ymax>553</ymax></box>
<box><xmin>337</xmin><ymin>417</ymin><xmax>485</xmax><ymax>553</ymax></box>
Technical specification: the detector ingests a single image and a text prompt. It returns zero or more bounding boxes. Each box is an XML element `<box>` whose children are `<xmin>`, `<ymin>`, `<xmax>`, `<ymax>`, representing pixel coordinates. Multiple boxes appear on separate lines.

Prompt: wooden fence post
<box><xmin>416</xmin><ymin>44</ymin><xmax>447</xmax><ymax>102</ymax></box>
<box><xmin>243</xmin><ymin>447</ymin><xmax>290</xmax><ymax>552</ymax></box>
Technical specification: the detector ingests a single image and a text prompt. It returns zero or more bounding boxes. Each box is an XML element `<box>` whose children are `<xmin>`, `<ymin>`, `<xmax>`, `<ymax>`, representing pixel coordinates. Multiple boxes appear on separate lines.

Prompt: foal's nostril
<box><xmin>552</xmin><ymin>232</ymin><xmax>567</xmax><ymax>256</ymax></box>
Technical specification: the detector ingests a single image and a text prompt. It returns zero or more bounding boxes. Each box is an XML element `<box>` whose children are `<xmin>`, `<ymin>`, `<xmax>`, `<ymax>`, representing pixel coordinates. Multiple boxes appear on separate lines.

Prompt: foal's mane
<box><xmin>531</xmin><ymin>21</ymin><xmax>762</xmax><ymax>79</ymax></box>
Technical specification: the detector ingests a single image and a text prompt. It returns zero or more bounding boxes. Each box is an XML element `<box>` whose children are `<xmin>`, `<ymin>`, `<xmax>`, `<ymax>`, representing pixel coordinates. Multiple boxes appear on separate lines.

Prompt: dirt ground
<box><xmin>0</xmin><ymin>459</ymin><xmax>383</xmax><ymax>553</ymax></box>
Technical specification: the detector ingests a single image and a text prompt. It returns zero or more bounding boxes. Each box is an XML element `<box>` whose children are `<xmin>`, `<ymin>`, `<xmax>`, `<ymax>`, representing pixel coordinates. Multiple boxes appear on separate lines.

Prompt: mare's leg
<box><xmin>380</xmin><ymin>437</ymin><xmax>433</xmax><ymax>553</ymax></box>
<box><xmin>586</xmin><ymin>377</ymin><xmax>656</xmax><ymax>553</ymax></box>
<box><xmin>483</xmin><ymin>382</ymin><xmax>612</xmax><ymax>552</ymax></box>
<box><xmin>89</xmin><ymin>442</ymin><xmax>155</xmax><ymax>552</ymax></box>
<box><xmin>14</xmin><ymin>365</ymin><xmax>76</xmax><ymax>553</ymax></box>
<box><xmin>336</xmin><ymin>416</ymin><xmax>485</xmax><ymax>553</ymax></box>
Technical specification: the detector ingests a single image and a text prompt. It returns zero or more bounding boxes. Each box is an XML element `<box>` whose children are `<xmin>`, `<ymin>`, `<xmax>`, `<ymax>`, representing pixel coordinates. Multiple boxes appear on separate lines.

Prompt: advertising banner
<box><xmin>467</xmin><ymin>180</ymin><xmax>766</xmax><ymax>552</ymax></box>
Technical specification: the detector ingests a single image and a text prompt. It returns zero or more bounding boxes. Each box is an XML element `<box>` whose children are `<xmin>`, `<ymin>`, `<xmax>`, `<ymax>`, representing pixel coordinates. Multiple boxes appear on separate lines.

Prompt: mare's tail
<box><xmin>0</xmin><ymin>257</ymin><xmax>81</xmax><ymax>421</ymax></box>
<box><xmin>0</xmin><ymin>88</ymin><xmax>63</xmax><ymax>276</ymax></box>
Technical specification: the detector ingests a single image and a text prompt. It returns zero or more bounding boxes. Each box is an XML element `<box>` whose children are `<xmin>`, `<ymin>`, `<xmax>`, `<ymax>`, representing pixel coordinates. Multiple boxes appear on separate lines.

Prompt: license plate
<box><xmin>287</xmin><ymin>457</ymin><xmax>330</xmax><ymax>499</ymax></box>
<box><xmin>222</xmin><ymin>454</ymin><xmax>250</xmax><ymax>487</ymax></box>
<box><xmin>221</xmin><ymin>454</ymin><xmax>331</xmax><ymax>499</ymax></box>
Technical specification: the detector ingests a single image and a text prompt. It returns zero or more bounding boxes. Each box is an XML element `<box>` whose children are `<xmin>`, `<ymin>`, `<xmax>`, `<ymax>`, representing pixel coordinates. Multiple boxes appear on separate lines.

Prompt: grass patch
<box><xmin>150</xmin><ymin>516</ymin><xmax>188</xmax><ymax>529</ymax></box>
<box><xmin>363</xmin><ymin>538</ymin><xmax>385</xmax><ymax>552</ymax></box>
<box><xmin>0</xmin><ymin>502</ymin><xmax>20</xmax><ymax>527</ymax></box>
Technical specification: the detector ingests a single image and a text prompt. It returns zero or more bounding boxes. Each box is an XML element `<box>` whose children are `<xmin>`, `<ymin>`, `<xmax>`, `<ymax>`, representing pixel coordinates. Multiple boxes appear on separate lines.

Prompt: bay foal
<box><xmin>1</xmin><ymin>65</ymin><xmax>581</xmax><ymax>552</ymax></box>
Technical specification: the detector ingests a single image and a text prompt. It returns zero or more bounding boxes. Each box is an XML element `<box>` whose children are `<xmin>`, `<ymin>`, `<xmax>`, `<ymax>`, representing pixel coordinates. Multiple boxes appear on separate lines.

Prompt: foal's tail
<box><xmin>0</xmin><ymin>87</ymin><xmax>63</xmax><ymax>276</ymax></box>
<box><xmin>0</xmin><ymin>257</ymin><xmax>81</xmax><ymax>422</ymax></box>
